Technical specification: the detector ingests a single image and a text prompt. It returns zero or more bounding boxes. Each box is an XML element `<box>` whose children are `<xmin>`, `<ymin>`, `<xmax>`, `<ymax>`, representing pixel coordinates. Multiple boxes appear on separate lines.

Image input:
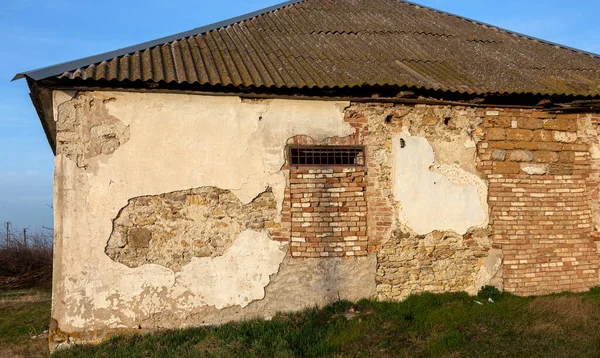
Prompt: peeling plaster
<box><xmin>474</xmin><ymin>249</ymin><xmax>503</xmax><ymax>291</ymax></box>
<box><xmin>53</xmin><ymin>92</ymin><xmax>356</xmax><ymax>333</ymax></box>
<box><xmin>175</xmin><ymin>230</ymin><xmax>287</xmax><ymax>309</ymax></box>
<box><xmin>52</xmin><ymin>90</ymin><xmax>76</xmax><ymax>122</ymax></box>
<box><xmin>106</xmin><ymin>187</ymin><xmax>278</xmax><ymax>270</ymax></box>
<box><xmin>392</xmin><ymin>133</ymin><xmax>488</xmax><ymax>235</ymax></box>
<box><xmin>54</xmin><ymin>92</ymin><xmax>130</xmax><ymax>168</ymax></box>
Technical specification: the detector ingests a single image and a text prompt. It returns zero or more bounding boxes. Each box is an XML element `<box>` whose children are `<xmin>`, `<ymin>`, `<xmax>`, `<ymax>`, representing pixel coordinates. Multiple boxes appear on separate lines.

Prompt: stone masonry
<box><xmin>106</xmin><ymin>187</ymin><xmax>277</xmax><ymax>270</ymax></box>
<box><xmin>348</xmin><ymin>103</ymin><xmax>495</xmax><ymax>299</ymax></box>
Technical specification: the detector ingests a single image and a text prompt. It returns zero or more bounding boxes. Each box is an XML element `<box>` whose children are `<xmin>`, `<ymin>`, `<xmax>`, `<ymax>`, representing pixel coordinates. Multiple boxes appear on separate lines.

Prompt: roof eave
<box><xmin>26</xmin><ymin>79</ymin><xmax>56</xmax><ymax>154</ymax></box>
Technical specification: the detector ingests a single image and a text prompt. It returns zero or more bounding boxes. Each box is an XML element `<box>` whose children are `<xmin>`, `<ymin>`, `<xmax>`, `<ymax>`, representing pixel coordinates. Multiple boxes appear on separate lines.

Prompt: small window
<box><xmin>289</xmin><ymin>146</ymin><xmax>365</xmax><ymax>166</ymax></box>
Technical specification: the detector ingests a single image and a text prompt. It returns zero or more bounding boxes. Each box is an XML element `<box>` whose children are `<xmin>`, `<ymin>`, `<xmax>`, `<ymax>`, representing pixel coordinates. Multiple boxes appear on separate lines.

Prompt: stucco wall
<box><xmin>51</xmin><ymin>91</ymin><xmax>376</xmax><ymax>349</ymax></box>
<box><xmin>50</xmin><ymin>90</ymin><xmax>600</xmax><ymax>348</ymax></box>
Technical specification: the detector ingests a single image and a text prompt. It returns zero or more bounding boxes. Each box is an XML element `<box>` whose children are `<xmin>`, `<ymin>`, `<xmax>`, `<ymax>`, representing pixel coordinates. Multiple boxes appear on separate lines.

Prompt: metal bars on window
<box><xmin>289</xmin><ymin>146</ymin><xmax>365</xmax><ymax>167</ymax></box>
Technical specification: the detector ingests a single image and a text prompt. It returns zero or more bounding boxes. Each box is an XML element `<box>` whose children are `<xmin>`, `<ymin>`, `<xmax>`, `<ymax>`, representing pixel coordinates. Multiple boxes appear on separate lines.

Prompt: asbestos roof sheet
<box><xmin>15</xmin><ymin>0</ymin><xmax>600</xmax><ymax>97</ymax></box>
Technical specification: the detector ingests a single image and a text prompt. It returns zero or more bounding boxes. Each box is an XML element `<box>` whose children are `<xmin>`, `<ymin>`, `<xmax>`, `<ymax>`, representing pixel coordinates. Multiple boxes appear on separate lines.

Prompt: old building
<box><xmin>14</xmin><ymin>0</ymin><xmax>600</xmax><ymax>349</ymax></box>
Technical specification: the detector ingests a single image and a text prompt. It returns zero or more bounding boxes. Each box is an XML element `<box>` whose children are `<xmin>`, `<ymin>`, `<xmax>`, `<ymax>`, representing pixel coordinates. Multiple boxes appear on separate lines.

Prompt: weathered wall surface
<box><xmin>106</xmin><ymin>187</ymin><xmax>278</xmax><ymax>270</ymax></box>
<box><xmin>289</xmin><ymin>167</ymin><xmax>368</xmax><ymax>258</ymax></box>
<box><xmin>343</xmin><ymin>104</ymin><xmax>497</xmax><ymax>300</ymax></box>
<box><xmin>478</xmin><ymin>109</ymin><xmax>600</xmax><ymax>295</ymax></box>
<box><xmin>392</xmin><ymin>134</ymin><xmax>488</xmax><ymax>235</ymax></box>
<box><xmin>51</xmin><ymin>91</ymin><xmax>376</xmax><ymax>349</ymax></box>
<box><xmin>51</xmin><ymin>89</ymin><xmax>600</xmax><ymax>348</ymax></box>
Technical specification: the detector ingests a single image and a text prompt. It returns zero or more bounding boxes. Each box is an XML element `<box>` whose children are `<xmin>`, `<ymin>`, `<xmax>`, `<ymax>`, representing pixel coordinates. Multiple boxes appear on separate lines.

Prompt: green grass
<box><xmin>54</xmin><ymin>288</ymin><xmax>600</xmax><ymax>358</ymax></box>
<box><xmin>0</xmin><ymin>287</ymin><xmax>51</xmax><ymax>357</ymax></box>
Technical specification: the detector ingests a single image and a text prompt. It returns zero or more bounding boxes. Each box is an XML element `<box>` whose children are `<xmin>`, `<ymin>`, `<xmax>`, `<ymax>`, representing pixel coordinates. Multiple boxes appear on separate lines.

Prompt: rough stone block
<box><xmin>491</xmin><ymin>149</ymin><xmax>507</xmax><ymax>161</ymax></box>
<box><xmin>533</xmin><ymin>130</ymin><xmax>553</xmax><ymax>142</ymax></box>
<box><xmin>483</xmin><ymin>117</ymin><xmax>511</xmax><ymax>128</ymax></box>
<box><xmin>553</xmin><ymin>131</ymin><xmax>578</xmax><ymax>143</ymax></box>
<box><xmin>517</xmin><ymin>118</ymin><xmax>543</xmax><ymax>129</ymax></box>
<box><xmin>127</xmin><ymin>228</ymin><xmax>152</xmax><ymax>249</ymax></box>
<box><xmin>556</xmin><ymin>113</ymin><xmax>579</xmax><ymax>120</ymax></box>
<box><xmin>506</xmin><ymin>129</ymin><xmax>533</xmax><ymax>142</ymax></box>
<box><xmin>558</xmin><ymin>151</ymin><xmax>575</xmax><ymax>163</ymax></box>
<box><xmin>548</xmin><ymin>163</ymin><xmax>574</xmax><ymax>175</ymax></box>
<box><xmin>562</xmin><ymin>143</ymin><xmax>588</xmax><ymax>151</ymax></box>
<box><xmin>422</xmin><ymin>115</ymin><xmax>439</xmax><ymax>126</ymax></box>
<box><xmin>488</xmin><ymin>142</ymin><xmax>515</xmax><ymax>150</ymax></box>
<box><xmin>544</xmin><ymin>119</ymin><xmax>577</xmax><ymax>131</ymax></box>
<box><xmin>537</xmin><ymin>142</ymin><xmax>558</xmax><ymax>151</ymax></box>
<box><xmin>520</xmin><ymin>163</ymin><xmax>548</xmax><ymax>175</ymax></box>
<box><xmin>532</xmin><ymin>111</ymin><xmax>555</xmax><ymax>119</ymax></box>
<box><xmin>507</xmin><ymin>150</ymin><xmax>533</xmax><ymax>162</ymax></box>
<box><xmin>494</xmin><ymin>162</ymin><xmax>520</xmax><ymax>174</ymax></box>
<box><xmin>533</xmin><ymin>151</ymin><xmax>559</xmax><ymax>163</ymax></box>
<box><xmin>486</xmin><ymin>128</ymin><xmax>506</xmax><ymax>141</ymax></box>
<box><xmin>514</xmin><ymin>142</ymin><xmax>538</xmax><ymax>150</ymax></box>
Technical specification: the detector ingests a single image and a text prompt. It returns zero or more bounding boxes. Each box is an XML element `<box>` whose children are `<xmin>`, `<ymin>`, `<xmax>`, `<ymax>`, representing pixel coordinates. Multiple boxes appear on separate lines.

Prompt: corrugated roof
<box><xmin>15</xmin><ymin>0</ymin><xmax>600</xmax><ymax>97</ymax></box>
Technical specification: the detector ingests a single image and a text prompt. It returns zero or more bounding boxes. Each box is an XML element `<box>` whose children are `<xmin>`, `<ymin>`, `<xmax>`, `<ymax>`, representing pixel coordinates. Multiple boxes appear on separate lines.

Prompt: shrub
<box><xmin>0</xmin><ymin>230</ymin><xmax>53</xmax><ymax>289</ymax></box>
<box><xmin>477</xmin><ymin>285</ymin><xmax>503</xmax><ymax>302</ymax></box>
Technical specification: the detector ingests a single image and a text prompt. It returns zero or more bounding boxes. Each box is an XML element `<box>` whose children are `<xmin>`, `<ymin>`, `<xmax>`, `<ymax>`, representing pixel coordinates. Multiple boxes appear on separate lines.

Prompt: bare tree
<box><xmin>0</xmin><ymin>225</ymin><xmax>53</xmax><ymax>289</ymax></box>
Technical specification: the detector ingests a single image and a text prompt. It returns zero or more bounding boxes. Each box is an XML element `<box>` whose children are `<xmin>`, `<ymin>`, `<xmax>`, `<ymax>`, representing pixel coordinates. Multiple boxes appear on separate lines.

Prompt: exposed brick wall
<box><xmin>275</xmin><ymin>102</ymin><xmax>600</xmax><ymax>297</ymax></box>
<box><xmin>340</xmin><ymin>110</ymin><xmax>392</xmax><ymax>253</ymax></box>
<box><xmin>271</xmin><ymin>186</ymin><xmax>292</xmax><ymax>244</ymax></box>
<box><xmin>583</xmin><ymin>114</ymin><xmax>600</xmax><ymax>245</ymax></box>
<box><xmin>479</xmin><ymin>109</ymin><xmax>600</xmax><ymax>295</ymax></box>
<box><xmin>274</xmin><ymin>133</ymin><xmax>362</xmax><ymax>247</ymax></box>
<box><xmin>289</xmin><ymin>167</ymin><xmax>368</xmax><ymax>257</ymax></box>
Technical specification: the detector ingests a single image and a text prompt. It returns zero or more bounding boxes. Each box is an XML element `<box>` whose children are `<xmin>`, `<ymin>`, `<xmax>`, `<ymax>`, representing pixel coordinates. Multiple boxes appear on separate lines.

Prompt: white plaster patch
<box><xmin>89</xmin><ymin>93</ymin><xmax>353</xmax><ymax>212</ymax></box>
<box><xmin>474</xmin><ymin>249</ymin><xmax>503</xmax><ymax>292</ymax></box>
<box><xmin>176</xmin><ymin>230</ymin><xmax>286</xmax><ymax>309</ymax></box>
<box><xmin>392</xmin><ymin>134</ymin><xmax>488</xmax><ymax>235</ymax></box>
<box><xmin>463</xmin><ymin>138</ymin><xmax>476</xmax><ymax>149</ymax></box>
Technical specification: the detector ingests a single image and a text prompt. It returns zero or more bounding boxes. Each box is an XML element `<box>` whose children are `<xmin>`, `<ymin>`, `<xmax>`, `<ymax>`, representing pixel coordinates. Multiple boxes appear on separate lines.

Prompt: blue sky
<box><xmin>1</xmin><ymin>0</ymin><xmax>599</xmax><ymax>230</ymax></box>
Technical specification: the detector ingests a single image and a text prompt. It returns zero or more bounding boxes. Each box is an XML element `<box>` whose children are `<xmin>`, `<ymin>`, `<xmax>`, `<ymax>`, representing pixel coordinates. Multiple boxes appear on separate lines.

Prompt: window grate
<box><xmin>289</xmin><ymin>146</ymin><xmax>365</xmax><ymax>166</ymax></box>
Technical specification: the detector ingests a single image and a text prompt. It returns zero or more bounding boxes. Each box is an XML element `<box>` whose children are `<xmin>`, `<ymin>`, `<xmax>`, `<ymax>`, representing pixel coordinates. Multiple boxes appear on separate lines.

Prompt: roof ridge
<box><xmin>399</xmin><ymin>0</ymin><xmax>600</xmax><ymax>59</ymax></box>
<box><xmin>309</xmin><ymin>29</ymin><xmax>456</xmax><ymax>37</ymax></box>
<box><xmin>12</xmin><ymin>0</ymin><xmax>306</xmax><ymax>81</ymax></box>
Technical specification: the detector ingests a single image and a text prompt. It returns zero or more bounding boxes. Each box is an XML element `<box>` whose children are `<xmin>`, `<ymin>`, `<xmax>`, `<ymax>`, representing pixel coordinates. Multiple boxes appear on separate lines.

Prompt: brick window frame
<box><xmin>287</xmin><ymin>145</ymin><xmax>368</xmax><ymax>258</ymax></box>
<box><xmin>288</xmin><ymin>145</ymin><xmax>366</xmax><ymax>168</ymax></box>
